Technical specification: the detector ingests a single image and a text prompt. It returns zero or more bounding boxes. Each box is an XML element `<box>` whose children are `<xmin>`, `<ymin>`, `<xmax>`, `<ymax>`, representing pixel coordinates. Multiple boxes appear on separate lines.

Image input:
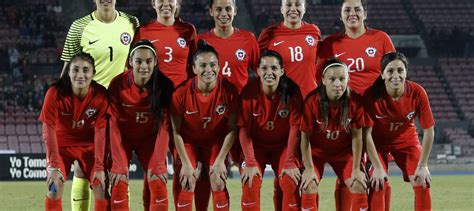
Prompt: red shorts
<box><xmin>377</xmin><ymin>144</ymin><xmax>421</xmax><ymax>182</ymax></box>
<box><xmin>174</xmin><ymin>143</ymin><xmax>222</xmax><ymax>169</ymax></box>
<box><xmin>56</xmin><ymin>144</ymin><xmax>95</xmax><ymax>182</ymax></box>
<box><xmin>242</xmin><ymin>145</ymin><xmax>295</xmax><ymax>175</ymax></box>
<box><xmin>118</xmin><ymin>132</ymin><xmax>157</xmax><ymax>171</ymax></box>
<box><xmin>311</xmin><ymin>152</ymin><xmax>353</xmax><ymax>181</ymax></box>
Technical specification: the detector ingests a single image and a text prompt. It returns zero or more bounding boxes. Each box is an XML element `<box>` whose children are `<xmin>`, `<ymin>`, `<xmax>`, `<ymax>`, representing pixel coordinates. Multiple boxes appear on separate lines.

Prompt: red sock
<box><xmin>149</xmin><ymin>180</ymin><xmax>168</xmax><ymax>211</ymax></box>
<box><xmin>94</xmin><ymin>198</ymin><xmax>109</xmax><ymax>211</ymax></box>
<box><xmin>273</xmin><ymin>178</ymin><xmax>283</xmax><ymax>211</ymax></box>
<box><xmin>177</xmin><ymin>191</ymin><xmax>193</xmax><ymax>211</ymax></box>
<box><xmin>301</xmin><ymin>193</ymin><xmax>318</xmax><ymax>211</ymax></box>
<box><xmin>385</xmin><ymin>182</ymin><xmax>391</xmax><ymax>211</ymax></box>
<box><xmin>369</xmin><ymin>187</ymin><xmax>385</xmax><ymax>211</ymax></box>
<box><xmin>337</xmin><ymin>183</ymin><xmax>352</xmax><ymax>211</ymax></box>
<box><xmin>351</xmin><ymin>193</ymin><xmax>369</xmax><ymax>211</ymax></box>
<box><xmin>212</xmin><ymin>190</ymin><xmax>229</xmax><ymax>211</ymax></box>
<box><xmin>45</xmin><ymin>197</ymin><xmax>62</xmax><ymax>211</ymax></box>
<box><xmin>111</xmin><ymin>181</ymin><xmax>129</xmax><ymax>211</ymax></box>
<box><xmin>413</xmin><ymin>187</ymin><xmax>432</xmax><ymax>211</ymax></box>
<box><xmin>195</xmin><ymin>171</ymin><xmax>211</xmax><ymax>211</ymax></box>
<box><xmin>242</xmin><ymin>175</ymin><xmax>262</xmax><ymax>211</ymax></box>
<box><xmin>280</xmin><ymin>174</ymin><xmax>300</xmax><ymax>210</ymax></box>
<box><xmin>143</xmin><ymin>176</ymin><xmax>151</xmax><ymax>211</ymax></box>
<box><xmin>334</xmin><ymin>180</ymin><xmax>341</xmax><ymax>211</ymax></box>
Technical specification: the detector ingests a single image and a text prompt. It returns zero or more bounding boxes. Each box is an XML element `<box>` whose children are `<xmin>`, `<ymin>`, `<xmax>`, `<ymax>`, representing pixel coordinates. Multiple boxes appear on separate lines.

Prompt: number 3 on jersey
<box><xmin>164</xmin><ymin>47</ymin><xmax>173</xmax><ymax>63</ymax></box>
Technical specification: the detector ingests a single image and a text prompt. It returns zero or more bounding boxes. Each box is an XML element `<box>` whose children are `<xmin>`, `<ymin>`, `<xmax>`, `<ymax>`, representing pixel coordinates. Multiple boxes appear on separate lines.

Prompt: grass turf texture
<box><xmin>1</xmin><ymin>175</ymin><xmax>473</xmax><ymax>210</ymax></box>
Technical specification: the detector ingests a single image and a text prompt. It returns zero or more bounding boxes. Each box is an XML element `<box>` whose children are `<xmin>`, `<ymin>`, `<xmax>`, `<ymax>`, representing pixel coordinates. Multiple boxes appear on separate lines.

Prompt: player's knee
<box><xmin>210</xmin><ymin>173</ymin><xmax>226</xmax><ymax>191</ymax></box>
<box><xmin>349</xmin><ymin>182</ymin><xmax>366</xmax><ymax>193</ymax></box>
<box><xmin>92</xmin><ymin>184</ymin><xmax>107</xmax><ymax>200</ymax></box>
<box><xmin>47</xmin><ymin>182</ymin><xmax>65</xmax><ymax>199</ymax></box>
<box><xmin>280</xmin><ymin>174</ymin><xmax>298</xmax><ymax>192</ymax></box>
<box><xmin>302</xmin><ymin>180</ymin><xmax>318</xmax><ymax>194</ymax></box>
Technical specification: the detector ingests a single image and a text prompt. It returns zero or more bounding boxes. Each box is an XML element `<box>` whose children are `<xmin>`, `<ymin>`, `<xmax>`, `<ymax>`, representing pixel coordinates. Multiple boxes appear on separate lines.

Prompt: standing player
<box><xmin>315</xmin><ymin>1</ymin><xmax>395</xmax><ymax>208</ymax></box>
<box><xmin>199</xmin><ymin>0</ymin><xmax>260</xmax><ymax>92</ymax></box>
<box><xmin>299</xmin><ymin>59</ymin><xmax>368</xmax><ymax>211</ymax></box>
<box><xmin>108</xmin><ymin>40</ymin><xmax>174</xmax><ymax>210</ymax></box>
<box><xmin>239</xmin><ymin>51</ymin><xmax>302</xmax><ymax>211</ymax></box>
<box><xmin>61</xmin><ymin>1</ymin><xmax>139</xmax><ymax>209</ymax></box>
<box><xmin>364</xmin><ymin>52</ymin><xmax>434</xmax><ymax>211</ymax></box>
<box><xmin>171</xmin><ymin>40</ymin><xmax>239</xmax><ymax>211</ymax></box>
<box><xmin>258</xmin><ymin>0</ymin><xmax>321</xmax><ymax>98</ymax></box>
<box><xmin>134</xmin><ymin>0</ymin><xmax>197</xmax><ymax>87</ymax></box>
<box><xmin>41</xmin><ymin>53</ymin><xmax>109</xmax><ymax>211</ymax></box>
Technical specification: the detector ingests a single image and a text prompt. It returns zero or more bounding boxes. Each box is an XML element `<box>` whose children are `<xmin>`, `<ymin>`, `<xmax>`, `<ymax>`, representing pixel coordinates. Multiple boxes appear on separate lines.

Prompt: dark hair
<box><xmin>372</xmin><ymin>52</ymin><xmax>408</xmax><ymax>99</ymax></box>
<box><xmin>131</xmin><ymin>40</ymin><xmax>174</xmax><ymax>125</ymax></box>
<box><xmin>259</xmin><ymin>50</ymin><xmax>298</xmax><ymax>104</ymax></box>
<box><xmin>341</xmin><ymin>0</ymin><xmax>368</xmax><ymax>29</ymax></box>
<box><xmin>318</xmin><ymin>58</ymin><xmax>350</xmax><ymax>132</ymax></box>
<box><xmin>193</xmin><ymin>39</ymin><xmax>219</xmax><ymax>64</ymax></box>
<box><xmin>50</xmin><ymin>52</ymin><xmax>95</xmax><ymax>96</ymax></box>
<box><xmin>209</xmin><ymin>0</ymin><xmax>236</xmax><ymax>7</ymax></box>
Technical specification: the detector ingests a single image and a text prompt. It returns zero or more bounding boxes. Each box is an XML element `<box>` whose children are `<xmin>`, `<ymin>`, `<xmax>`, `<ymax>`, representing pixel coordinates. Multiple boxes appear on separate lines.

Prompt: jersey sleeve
<box><xmin>248</xmin><ymin>33</ymin><xmax>261</xmax><ymax>73</ymax></box>
<box><xmin>350</xmin><ymin>98</ymin><xmax>365</xmax><ymax>129</ymax></box>
<box><xmin>171</xmin><ymin>87</ymin><xmax>186</xmax><ymax>116</ymax></box>
<box><xmin>257</xmin><ymin>27</ymin><xmax>271</xmax><ymax>51</ymax></box>
<box><xmin>300</xmin><ymin>95</ymin><xmax>317</xmax><ymax>132</ymax></box>
<box><xmin>93</xmin><ymin>91</ymin><xmax>108</xmax><ymax>171</ymax></box>
<box><xmin>106</xmin><ymin>80</ymin><xmax>128</xmax><ymax>174</ymax></box>
<box><xmin>39</xmin><ymin>88</ymin><xmax>59</xmax><ymax>126</ymax></box>
<box><xmin>150</xmin><ymin>113</ymin><xmax>171</xmax><ymax>175</ymax></box>
<box><xmin>416</xmin><ymin>86</ymin><xmax>435</xmax><ymax>129</ymax></box>
<box><xmin>239</xmin><ymin>127</ymin><xmax>258</xmax><ymax>167</ymax></box>
<box><xmin>43</xmin><ymin>123</ymin><xmax>61</xmax><ymax>169</ymax></box>
<box><xmin>61</xmin><ymin>17</ymin><xmax>88</xmax><ymax>62</ymax></box>
<box><xmin>315</xmin><ymin>40</ymin><xmax>333</xmax><ymax>83</ymax></box>
<box><xmin>382</xmin><ymin>32</ymin><xmax>396</xmax><ymax>53</ymax></box>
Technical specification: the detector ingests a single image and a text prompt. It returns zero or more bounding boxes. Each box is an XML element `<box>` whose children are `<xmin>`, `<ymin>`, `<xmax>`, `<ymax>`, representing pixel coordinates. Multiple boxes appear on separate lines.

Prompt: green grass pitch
<box><xmin>1</xmin><ymin>175</ymin><xmax>473</xmax><ymax>210</ymax></box>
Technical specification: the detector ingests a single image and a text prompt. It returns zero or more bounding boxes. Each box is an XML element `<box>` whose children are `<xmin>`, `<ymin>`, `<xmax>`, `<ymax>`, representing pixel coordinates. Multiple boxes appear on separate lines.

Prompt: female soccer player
<box><xmin>300</xmin><ymin>59</ymin><xmax>368</xmax><ymax>211</ymax></box>
<box><xmin>134</xmin><ymin>0</ymin><xmax>197</xmax><ymax>87</ymax></box>
<box><xmin>364</xmin><ymin>52</ymin><xmax>434</xmax><ymax>211</ymax></box>
<box><xmin>40</xmin><ymin>52</ymin><xmax>109</xmax><ymax>211</ymax></box>
<box><xmin>199</xmin><ymin>0</ymin><xmax>260</xmax><ymax>92</ymax></box>
<box><xmin>258</xmin><ymin>0</ymin><xmax>321</xmax><ymax>98</ymax></box>
<box><xmin>315</xmin><ymin>1</ymin><xmax>396</xmax><ymax>208</ymax></box>
<box><xmin>239</xmin><ymin>50</ymin><xmax>302</xmax><ymax>211</ymax></box>
<box><xmin>108</xmin><ymin>40</ymin><xmax>174</xmax><ymax>210</ymax></box>
<box><xmin>61</xmin><ymin>1</ymin><xmax>139</xmax><ymax>208</ymax></box>
<box><xmin>171</xmin><ymin>40</ymin><xmax>239</xmax><ymax>211</ymax></box>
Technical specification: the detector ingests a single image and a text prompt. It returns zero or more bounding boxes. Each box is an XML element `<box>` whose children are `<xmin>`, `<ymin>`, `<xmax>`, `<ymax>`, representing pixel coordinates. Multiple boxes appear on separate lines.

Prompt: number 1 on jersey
<box><xmin>108</xmin><ymin>46</ymin><xmax>113</xmax><ymax>61</ymax></box>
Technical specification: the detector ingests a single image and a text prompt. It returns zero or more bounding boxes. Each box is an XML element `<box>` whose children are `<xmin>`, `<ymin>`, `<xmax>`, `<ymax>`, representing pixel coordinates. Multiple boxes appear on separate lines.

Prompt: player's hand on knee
<box><xmin>280</xmin><ymin>168</ymin><xmax>301</xmax><ymax>185</ymax></box>
<box><xmin>179</xmin><ymin>164</ymin><xmax>196</xmax><ymax>191</ymax></box>
<box><xmin>47</xmin><ymin>167</ymin><xmax>64</xmax><ymax>191</ymax></box>
<box><xmin>414</xmin><ymin>165</ymin><xmax>431</xmax><ymax>189</ymax></box>
<box><xmin>241</xmin><ymin>166</ymin><xmax>261</xmax><ymax>188</ymax></box>
<box><xmin>370</xmin><ymin>167</ymin><xmax>388</xmax><ymax>192</ymax></box>
<box><xmin>300</xmin><ymin>168</ymin><xmax>318</xmax><ymax>191</ymax></box>
<box><xmin>92</xmin><ymin>170</ymin><xmax>106</xmax><ymax>191</ymax></box>
<box><xmin>110</xmin><ymin>173</ymin><xmax>127</xmax><ymax>186</ymax></box>
<box><xmin>210</xmin><ymin>161</ymin><xmax>228</xmax><ymax>185</ymax></box>
<box><xmin>351</xmin><ymin>169</ymin><xmax>368</xmax><ymax>191</ymax></box>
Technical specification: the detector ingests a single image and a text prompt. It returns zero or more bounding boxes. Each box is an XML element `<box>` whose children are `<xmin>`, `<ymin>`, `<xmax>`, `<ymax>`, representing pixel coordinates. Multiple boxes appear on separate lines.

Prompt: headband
<box><xmin>130</xmin><ymin>44</ymin><xmax>157</xmax><ymax>57</ymax></box>
<box><xmin>322</xmin><ymin>63</ymin><xmax>348</xmax><ymax>76</ymax></box>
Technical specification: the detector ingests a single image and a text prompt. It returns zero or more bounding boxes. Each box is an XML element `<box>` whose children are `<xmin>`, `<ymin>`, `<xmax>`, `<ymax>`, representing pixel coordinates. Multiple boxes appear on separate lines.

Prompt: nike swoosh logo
<box><xmin>242</xmin><ymin>201</ymin><xmax>256</xmax><ymax>206</ymax></box>
<box><xmin>185</xmin><ymin>110</ymin><xmax>198</xmax><ymax>115</ymax></box>
<box><xmin>273</xmin><ymin>41</ymin><xmax>285</xmax><ymax>46</ymax></box>
<box><xmin>113</xmin><ymin>199</ymin><xmax>127</xmax><ymax>204</ymax></box>
<box><xmin>61</xmin><ymin>112</ymin><xmax>73</xmax><ymax>116</ymax></box>
<box><xmin>89</xmin><ymin>39</ymin><xmax>99</xmax><ymax>45</ymax></box>
<box><xmin>155</xmin><ymin>198</ymin><xmax>167</xmax><ymax>203</ymax></box>
<box><xmin>316</xmin><ymin>119</ymin><xmax>323</xmax><ymax>124</ymax></box>
<box><xmin>177</xmin><ymin>203</ymin><xmax>190</xmax><ymax>208</ymax></box>
<box><xmin>289</xmin><ymin>203</ymin><xmax>298</xmax><ymax>207</ymax></box>
<box><xmin>72</xmin><ymin>198</ymin><xmax>89</xmax><ymax>201</ymax></box>
<box><xmin>252</xmin><ymin>113</ymin><xmax>262</xmax><ymax>117</ymax></box>
<box><xmin>360</xmin><ymin>208</ymin><xmax>368</xmax><ymax>211</ymax></box>
<box><xmin>302</xmin><ymin>207</ymin><xmax>314</xmax><ymax>211</ymax></box>
<box><xmin>216</xmin><ymin>203</ymin><xmax>228</xmax><ymax>208</ymax></box>
<box><xmin>122</xmin><ymin>103</ymin><xmax>133</xmax><ymax>107</ymax></box>
<box><xmin>375</xmin><ymin>115</ymin><xmax>387</xmax><ymax>119</ymax></box>
<box><xmin>151</xmin><ymin>39</ymin><xmax>160</xmax><ymax>43</ymax></box>
<box><xmin>335</xmin><ymin>52</ymin><xmax>346</xmax><ymax>58</ymax></box>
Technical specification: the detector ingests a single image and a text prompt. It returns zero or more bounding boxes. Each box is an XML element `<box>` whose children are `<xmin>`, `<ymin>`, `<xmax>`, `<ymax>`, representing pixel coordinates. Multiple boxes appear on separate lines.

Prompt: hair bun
<box><xmin>197</xmin><ymin>39</ymin><xmax>209</xmax><ymax>49</ymax></box>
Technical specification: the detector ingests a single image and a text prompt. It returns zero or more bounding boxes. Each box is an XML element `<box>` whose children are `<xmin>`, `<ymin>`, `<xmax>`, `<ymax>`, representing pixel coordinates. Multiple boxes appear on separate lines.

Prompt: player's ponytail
<box><xmin>193</xmin><ymin>39</ymin><xmax>219</xmax><ymax>64</ymax></box>
<box><xmin>372</xmin><ymin>51</ymin><xmax>408</xmax><ymax>100</ymax></box>
<box><xmin>50</xmin><ymin>52</ymin><xmax>96</xmax><ymax>96</ymax></box>
<box><xmin>318</xmin><ymin>58</ymin><xmax>351</xmax><ymax>132</ymax></box>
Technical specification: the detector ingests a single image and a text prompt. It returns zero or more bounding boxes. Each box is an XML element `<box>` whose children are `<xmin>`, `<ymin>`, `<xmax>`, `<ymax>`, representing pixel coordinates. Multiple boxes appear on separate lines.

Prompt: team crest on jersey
<box><xmin>365</xmin><ymin>47</ymin><xmax>377</xmax><ymax>57</ymax></box>
<box><xmin>177</xmin><ymin>37</ymin><xmax>187</xmax><ymax>48</ymax></box>
<box><xmin>216</xmin><ymin>104</ymin><xmax>227</xmax><ymax>115</ymax></box>
<box><xmin>305</xmin><ymin>35</ymin><xmax>316</xmax><ymax>46</ymax></box>
<box><xmin>406</xmin><ymin>111</ymin><xmax>416</xmax><ymax>121</ymax></box>
<box><xmin>278</xmin><ymin>108</ymin><xmax>289</xmax><ymax>118</ymax></box>
<box><xmin>85</xmin><ymin>108</ymin><xmax>97</xmax><ymax>118</ymax></box>
<box><xmin>120</xmin><ymin>32</ymin><xmax>132</xmax><ymax>45</ymax></box>
<box><xmin>235</xmin><ymin>49</ymin><xmax>246</xmax><ymax>61</ymax></box>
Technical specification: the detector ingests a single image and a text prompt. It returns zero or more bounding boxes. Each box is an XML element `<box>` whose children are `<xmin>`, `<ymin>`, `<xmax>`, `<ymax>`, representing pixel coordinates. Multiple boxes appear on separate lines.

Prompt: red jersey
<box><xmin>238</xmin><ymin>79</ymin><xmax>302</xmax><ymax>147</ymax></box>
<box><xmin>316</xmin><ymin>28</ymin><xmax>395</xmax><ymax>95</ymax></box>
<box><xmin>258</xmin><ymin>22</ymin><xmax>321</xmax><ymax>98</ymax></box>
<box><xmin>135</xmin><ymin>18</ymin><xmax>197</xmax><ymax>87</ymax></box>
<box><xmin>198</xmin><ymin>28</ymin><xmax>260</xmax><ymax>92</ymax></box>
<box><xmin>171</xmin><ymin>77</ymin><xmax>239</xmax><ymax>144</ymax></box>
<box><xmin>300</xmin><ymin>91</ymin><xmax>365</xmax><ymax>157</ymax></box>
<box><xmin>364</xmin><ymin>81</ymin><xmax>435</xmax><ymax>148</ymax></box>
<box><xmin>39</xmin><ymin>83</ymin><xmax>108</xmax><ymax>146</ymax></box>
